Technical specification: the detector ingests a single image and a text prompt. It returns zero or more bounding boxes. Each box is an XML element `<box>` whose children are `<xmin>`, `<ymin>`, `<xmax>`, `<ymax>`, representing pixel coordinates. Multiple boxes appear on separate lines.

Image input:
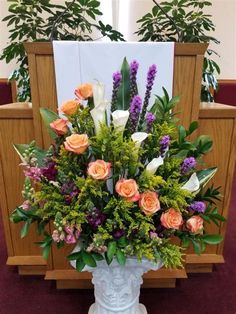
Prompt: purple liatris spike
<box><xmin>130</xmin><ymin>60</ymin><xmax>139</xmax><ymax>100</ymax></box>
<box><xmin>189</xmin><ymin>201</ymin><xmax>206</xmax><ymax>213</ymax></box>
<box><xmin>181</xmin><ymin>157</ymin><xmax>197</xmax><ymax>174</ymax></box>
<box><xmin>160</xmin><ymin>135</ymin><xmax>170</xmax><ymax>156</ymax></box>
<box><xmin>130</xmin><ymin>95</ymin><xmax>142</xmax><ymax>133</ymax></box>
<box><xmin>111</xmin><ymin>71</ymin><xmax>122</xmax><ymax>112</ymax></box>
<box><xmin>145</xmin><ymin>112</ymin><xmax>156</xmax><ymax>132</ymax></box>
<box><xmin>113</xmin><ymin>71</ymin><xmax>122</xmax><ymax>88</ymax></box>
<box><xmin>138</xmin><ymin>64</ymin><xmax>157</xmax><ymax>130</ymax></box>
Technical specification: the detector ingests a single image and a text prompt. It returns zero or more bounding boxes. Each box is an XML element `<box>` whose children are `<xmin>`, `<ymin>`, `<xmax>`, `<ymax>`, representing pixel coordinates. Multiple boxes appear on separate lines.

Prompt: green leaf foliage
<box><xmin>116</xmin><ymin>58</ymin><xmax>131</xmax><ymax>110</ymax></box>
<box><xmin>107</xmin><ymin>241</ymin><xmax>117</xmax><ymax>262</ymax></box>
<box><xmin>40</xmin><ymin>108</ymin><xmax>60</xmax><ymax>139</ymax></box>
<box><xmin>202</xmin><ymin>234</ymin><xmax>224</xmax><ymax>245</ymax></box>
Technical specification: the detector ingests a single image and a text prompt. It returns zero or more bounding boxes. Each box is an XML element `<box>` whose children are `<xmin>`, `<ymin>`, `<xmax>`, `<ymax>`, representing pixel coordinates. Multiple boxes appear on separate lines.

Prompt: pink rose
<box><xmin>139</xmin><ymin>191</ymin><xmax>161</xmax><ymax>216</ymax></box>
<box><xmin>115</xmin><ymin>179</ymin><xmax>140</xmax><ymax>202</ymax></box>
<box><xmin>64</xmin><ymin>134</ymin><xmax>89</xmax><ymax>154</ymax></box>
<box><xmin>160</xmin><ymin>208</ymin><xmax>183</xmax><ymax>229</ymax></box>
<box><xmin>186</xmin><ymin>216</ymin><xmax>204</xmax><ymax>234</ymax></box>
<box><xmin>50</xmin><ymin>118</ymin><xmax>68</xmax><ymax>135</ymax></box>
<box><xmin>88</xmin><ymin>160</ymin><xmax>111</xmax><ymax>180</ymax></box>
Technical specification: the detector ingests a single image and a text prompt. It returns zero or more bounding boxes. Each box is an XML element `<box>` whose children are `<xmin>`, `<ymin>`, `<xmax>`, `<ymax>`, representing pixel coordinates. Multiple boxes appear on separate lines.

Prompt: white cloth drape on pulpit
<box><xmin>53</xmin><ymin>41</ymin><xmax>175</xmax><ymax>109</ymax></box>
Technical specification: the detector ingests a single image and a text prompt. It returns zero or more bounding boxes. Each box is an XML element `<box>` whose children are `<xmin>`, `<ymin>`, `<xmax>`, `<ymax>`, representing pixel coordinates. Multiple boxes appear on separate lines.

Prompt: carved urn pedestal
<box><xmin>71</xmin><ymin>254</ymin><xmax>162</xmax><ymax>314</ymax></box>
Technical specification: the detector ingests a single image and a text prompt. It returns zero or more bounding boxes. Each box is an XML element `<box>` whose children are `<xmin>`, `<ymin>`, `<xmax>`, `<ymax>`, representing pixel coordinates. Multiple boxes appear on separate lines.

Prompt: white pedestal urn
<box><xmin>71</xmin><ymin>248</ymin><xmax>162</xmax><ymax>314</ymax></box>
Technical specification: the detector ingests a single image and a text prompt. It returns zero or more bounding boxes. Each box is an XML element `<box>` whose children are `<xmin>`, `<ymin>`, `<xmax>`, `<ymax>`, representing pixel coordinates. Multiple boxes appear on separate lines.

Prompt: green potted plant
<box><xmin>136</xmin><ymin>0</ymin><xmax>220</xmax><ymax>102</ymax></box>
<box><xmin>0</xmin><ymin>0</ymin><xmax>124</xmax><ymax>102</ymax></box>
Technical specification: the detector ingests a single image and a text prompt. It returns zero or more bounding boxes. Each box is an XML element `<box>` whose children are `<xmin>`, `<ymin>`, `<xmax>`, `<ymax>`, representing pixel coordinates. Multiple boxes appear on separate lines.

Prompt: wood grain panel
<box><xmin>173</xmin><ymin>56</ymin><xmax>196</xmax><ymax>127</ymax></box>
<box><xmin>0</xmin><ymin>118</ymin><xmax>45</xmax><ymax>256</ymax></box>
<box><xmin>35</xmin><ymin>55</ymin><xmax>58</xmax><ymax>148</ymax></box>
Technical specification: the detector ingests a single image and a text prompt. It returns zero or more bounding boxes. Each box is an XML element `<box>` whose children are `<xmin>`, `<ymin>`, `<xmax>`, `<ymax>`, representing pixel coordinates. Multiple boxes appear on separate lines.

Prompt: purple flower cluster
<box><xmin>42</xmin><ymin>161</ymin><xmax>57</xmax><ymax>181</ymax></box>
<box><xmin>129</xmin><ymin>60</ymin><xmax>139</xmax><ymax>100</ymax></box>
<box><xmin>130</xmin><ymin>95</ymin><xmax>142</xmax><ymax>132</ymax></box>
<box><xmin>111</xmin><ymin>71</ymin><xmax>122</xmax><ymax>112</ymax></box>
<box><xmin>113</xmin><ymin>71</ymin><xmax>122</xmax><ymax>88</ymax></box>
<box><xmin>87</xmin><ymin>208</ymin><xmax>106</xmax><ymax>230</ymax></box>
<box><xmin>138</xmin><ymin>64</ymin><xmax>157</xmax><ymax>130</ymax></box>
<box><xmin>160</xmin><ymin>135</ymin><xmax>170</xmax><ymax>156</ymax></box>
<box><xmin>147</xmin><ymin>64</ymin><xmax>157</xmax><ymax>90</ymax></box>
<box><xmin>189</xmin><ymin>201</ymin><xmax>206</xmax><ymax>213</ymax></box>
<box><xmin>113</xmin><ymin>229</ymin><xmax>125</xmax><ymax>239</ymax></box>
<box><xmin>145</xmin><ymin>112</ymin><xmax>156</xmax><ymax>132</ymax></box>
<box><xmin>60</xmin><ymin>181</ymin><xmax>80</xmax><ymax>204</ymax></box>
<box><xmin>181</xmin><ymin>157</ymin><xmax>197</xmax><ymax>174</ymax></box>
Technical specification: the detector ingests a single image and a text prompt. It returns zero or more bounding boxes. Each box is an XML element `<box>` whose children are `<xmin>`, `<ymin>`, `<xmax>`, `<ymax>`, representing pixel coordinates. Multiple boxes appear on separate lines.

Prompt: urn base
<box><xmin>88</xmin><ymin>303</ymin><xmax>147</xmax><ymax>314</ymax></box>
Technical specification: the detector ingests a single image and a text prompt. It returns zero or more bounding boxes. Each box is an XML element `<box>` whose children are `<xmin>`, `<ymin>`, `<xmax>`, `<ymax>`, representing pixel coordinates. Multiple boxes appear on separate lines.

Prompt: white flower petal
<box><xmin>146</xmin><ymin>156</ymin><xmax>164</xmax><ymax>175</ymax></box>
<box><xmin>131</xmin><ymin>132</ymin><xmax>148</xmax><ymax>148</ymax></box>
<box><xmin>90</xmin><ymin>108</ymin><xmax>106</xmax><ymax>135</ymax></box>
<box><xmin>181</xmin><ymin>173</ymin><xmax>200</xmax><ymax>192</ymax></box>
<box><xmin>112</xmin><ymin>110</ymin><xmax>129</xmax><ymax>132</ymax></box>
<box><xmin>93</xmin><ymin>82</ymin><xmax>107</xmax><ymax>110</ymax></box>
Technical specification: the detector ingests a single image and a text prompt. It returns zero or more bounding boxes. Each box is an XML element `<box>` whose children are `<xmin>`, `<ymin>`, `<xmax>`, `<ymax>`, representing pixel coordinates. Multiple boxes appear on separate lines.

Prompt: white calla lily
<box><xmin>146</xmin><ymin>156</ymin><xmax>164</xmax><ymax>175</ymax></box>
<box><xmin>90</xmin><ymin>108</ymin><xmax>106</xmax><ymax>135</ymax></box>
<box><xmin>112</xmin><ymin>110</ymin><xmax>129</xmax><ymax>132</ymax></box>
<box><xmin>131</xmin><ymin>132</ymin><xmax>148</xmax><ymax>148</ymax></box>
<box><xmin>93</xmin><ymin>82</ymin><xmax>107</xmax><ymax>111</ymax></box>
<box><xmin>181</xmin><ymin>173</ymin><xmax>200</xmax><ymax>192</ymax></box>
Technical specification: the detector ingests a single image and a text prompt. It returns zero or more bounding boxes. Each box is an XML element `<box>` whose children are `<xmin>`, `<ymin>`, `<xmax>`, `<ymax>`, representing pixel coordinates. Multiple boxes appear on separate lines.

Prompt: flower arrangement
<box><xmin>11</xmin><ymin>58</ymin><xmax>225</xmax><ymax>271</ymax></box>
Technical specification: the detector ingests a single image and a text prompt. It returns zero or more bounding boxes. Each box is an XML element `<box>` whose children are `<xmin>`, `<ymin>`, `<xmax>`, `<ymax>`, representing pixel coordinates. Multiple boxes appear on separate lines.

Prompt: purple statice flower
<box><xmin>87</xmin><ymin>208</ymin><xmax>106</xmax><ymax>230</ymax></box>
<box><xmin>181</xmin><ymin>157</ymin><xmax>197</xmax><ymax>174</ymax></box>
<box><xmin>130</xmin><ymin>95</ymin><xmax>142</xmax><ymax>133</ymax></box>
<box><xmin>145</xmin><ymin>112</ymin><xmax>156</xmax><ymax>132</ymax></box>
<box><xmin>41</xmin><ymin>160</ymin><xmax>57</xmax><ymax>181</ymax></box>
<box><xmin>129</xmin><ymin>60</ymin><xmax>139</xmax><ymax>100</ymax></box>
<box><xmin>24</xmin><ymin>166</ymin><xmax>42</xmax><ymax>181</ymax></box>
<box><xmin>111</xmin><ymin>71</ymin><xmax>122</xmax><ymax>112</ymax></box>
<box><xmin>138</xmin><ymin>64</ymin><xmax>157</xmax><ymax>130</ymax></box>
<box><xmin>113</xmin><ymin>229</ymin><xmax>125</xmax><ymax>239</ymax></box>
<box><xmin>160</xmin><ymin>135</ymin><xmax>170</xmax><ymax>156</ymax></box>
<box><xmin>189</xmin><ymin>201</ymin><xmax>206</xmax><ymax>213</ymax></box>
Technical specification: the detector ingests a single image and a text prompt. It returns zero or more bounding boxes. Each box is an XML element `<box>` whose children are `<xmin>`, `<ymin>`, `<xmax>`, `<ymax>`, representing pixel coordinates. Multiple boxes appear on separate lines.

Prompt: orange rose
<box><xmin>115</xmin><ymin>179</ymin><xmax>140</xmax><ymax>202</ymax></box>
<box><xmin>64</xmin><ymin>134</ymin><xmax>89</xmax><ymax>154</ymax></box>
<box><xmin>186</xmin><ymin>216</ymin><xmax>204</xmax><ymax>234</ymax></box>
<box><xmin>75</xmin><ymin>83</ymin><xmax>93</xmax><ymax>100</ymax></box>
<box><xmin>88</xmin><ymin>160</ymin><xmax>111</xmax><ymax>180</ymax></box>
<box><xmin>60</xmin><ymin>100</ymin><xmax>79</xmax><ymax>116</ymax></box>
<box><xmin>160</xmin><ymin>208</ymin><xmax>183</xmax><ymax>229</ymax></box>
<box><xmin>50</xmin><ymin>118</ymin><xmax>68</xmax><ymax>135</ymax></box>
<box><xmin>139</xmin><ymin>191</ymin><xmax>160</xmax><ymax>216</ymax></box>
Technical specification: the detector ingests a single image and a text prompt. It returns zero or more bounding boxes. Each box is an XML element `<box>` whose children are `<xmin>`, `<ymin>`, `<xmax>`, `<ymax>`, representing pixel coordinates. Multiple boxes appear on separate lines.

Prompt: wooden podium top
<box><xmin>24</xmin><ymin>42</ymin><xmax>208</xmax><ymax>56</ymax></box>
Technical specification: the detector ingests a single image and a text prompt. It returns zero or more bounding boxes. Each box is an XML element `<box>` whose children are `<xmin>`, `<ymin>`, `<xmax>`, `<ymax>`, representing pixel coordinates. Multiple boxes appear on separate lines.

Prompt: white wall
<box><xmin>0</xmin><ymin>0</ymin><xmax>236</xmax><ymax>79</ymax></box>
